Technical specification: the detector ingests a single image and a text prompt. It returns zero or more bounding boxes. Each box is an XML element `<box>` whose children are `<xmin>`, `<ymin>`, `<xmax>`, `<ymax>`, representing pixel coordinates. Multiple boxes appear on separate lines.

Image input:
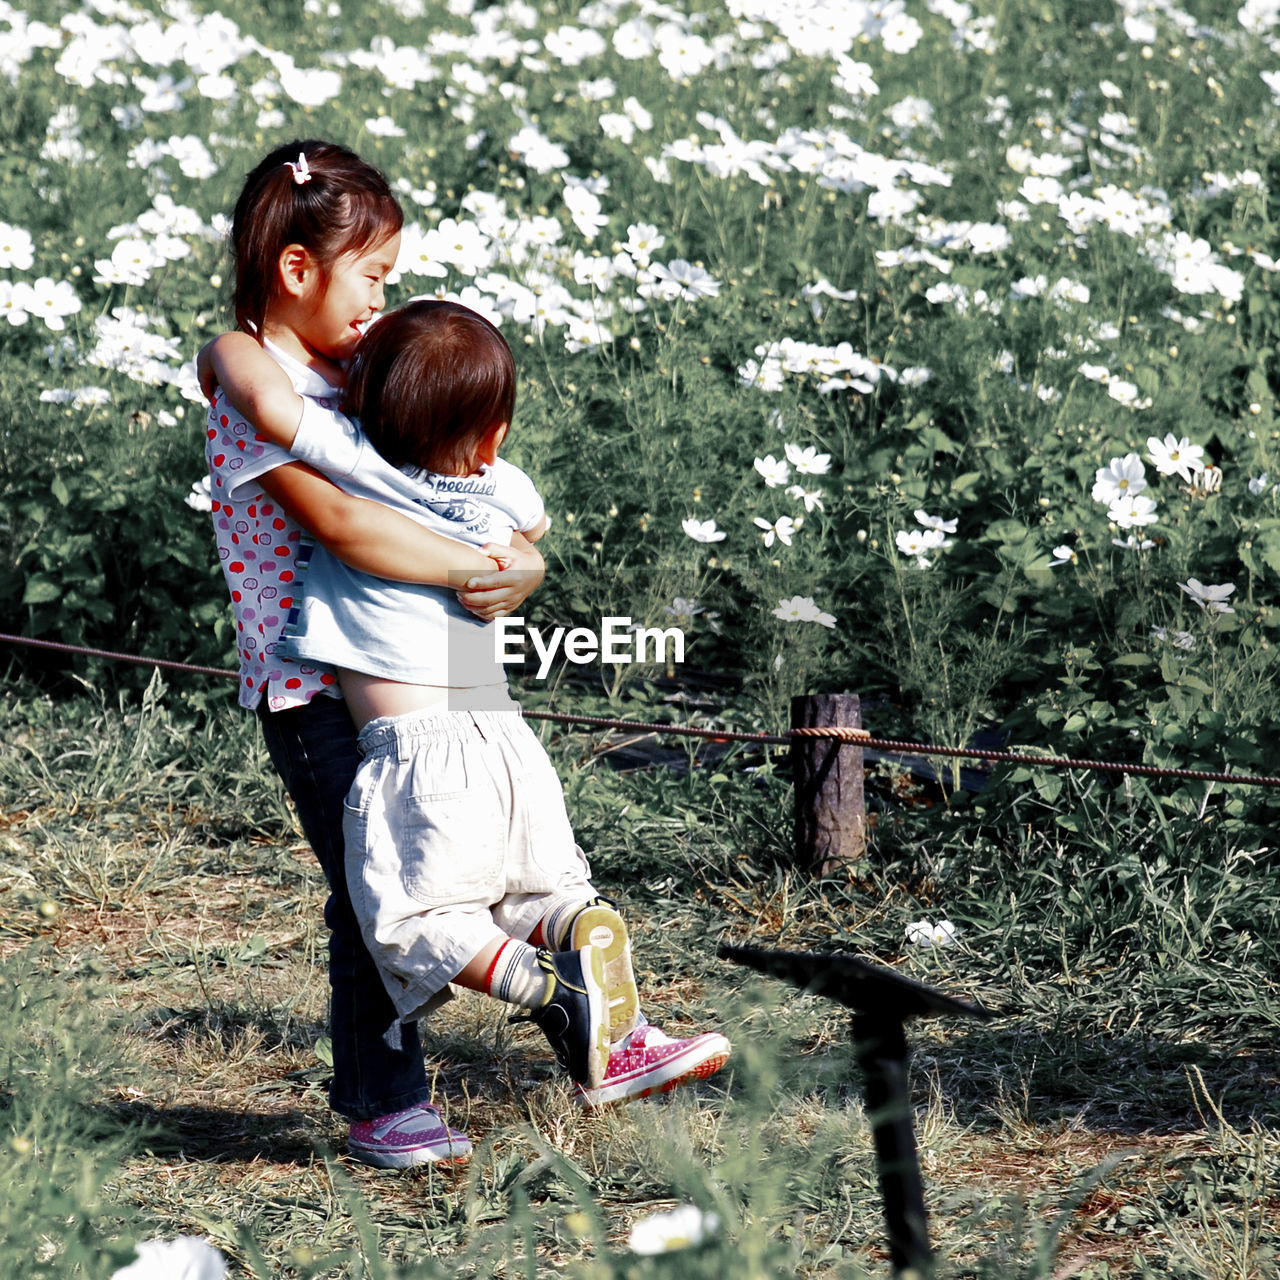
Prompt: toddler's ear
<box><xmin>474</xmin><ymin>420</ymin><xmax>510</xmax><ymax>468</ymax></box>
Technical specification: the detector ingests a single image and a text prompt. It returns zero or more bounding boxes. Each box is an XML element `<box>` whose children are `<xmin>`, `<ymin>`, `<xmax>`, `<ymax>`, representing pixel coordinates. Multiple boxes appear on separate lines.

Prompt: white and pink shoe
<box><xmin>574</xmin><ymin>1019</ymin><xmax>731</xmax><ymax>1108</ymax></box>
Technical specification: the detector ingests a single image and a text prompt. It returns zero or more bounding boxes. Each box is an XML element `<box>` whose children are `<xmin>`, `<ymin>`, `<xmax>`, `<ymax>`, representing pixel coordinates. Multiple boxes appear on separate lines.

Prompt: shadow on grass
<box><xmin>97</xmin><ymin>1097</ymin><xmax>338</xmax><ymax>1167</ymax></box>
<box><xmin>749</xmin><ymin>1004</ymin><xmax>1280</xmax><ymax>1134</ymax></box>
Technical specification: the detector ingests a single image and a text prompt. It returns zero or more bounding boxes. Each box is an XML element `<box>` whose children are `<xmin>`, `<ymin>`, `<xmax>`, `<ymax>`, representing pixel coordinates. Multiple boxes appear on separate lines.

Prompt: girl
<box><xmin>203</xmin><ymin>300</ymin><xmax>732</xmax><ymax>1112</ymax></box>
<box><xmin>205</xmin><ymin>139</ymin><xmax>544</xmax><ymax>1168</ymax></box>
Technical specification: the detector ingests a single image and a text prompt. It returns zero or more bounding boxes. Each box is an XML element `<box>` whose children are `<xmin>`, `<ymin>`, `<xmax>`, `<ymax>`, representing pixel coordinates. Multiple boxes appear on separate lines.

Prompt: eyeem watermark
<box><xmin>495</xmin><ymin>616</ymin><xmax>686</xmax><ymax>679</ymax></box>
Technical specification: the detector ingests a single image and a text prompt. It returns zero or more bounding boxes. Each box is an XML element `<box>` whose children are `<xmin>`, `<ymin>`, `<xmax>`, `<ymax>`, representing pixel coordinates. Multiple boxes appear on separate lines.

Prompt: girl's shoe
<box><xmin>348</xmin><ymin>1102</ymin><xmax>472</xmax><ymax>1168</ymax></box>
<box><xmin>574</xmin><ymin>1020</ymin><xmax>731</xmax><ymax>1108</ymax></box>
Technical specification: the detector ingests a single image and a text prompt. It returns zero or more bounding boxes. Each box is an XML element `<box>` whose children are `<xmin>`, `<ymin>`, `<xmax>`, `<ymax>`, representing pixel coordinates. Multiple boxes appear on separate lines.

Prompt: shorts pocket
<box><xmin>399</xmin><ymin>789</ymin><xmax>504</xmax><ymax>907</ymax></box>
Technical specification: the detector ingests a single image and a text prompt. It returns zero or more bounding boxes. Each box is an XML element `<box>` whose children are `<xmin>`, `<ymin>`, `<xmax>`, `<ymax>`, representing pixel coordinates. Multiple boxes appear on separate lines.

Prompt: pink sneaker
<box><xmin>348</xmin><ymin>1102</ymin><xmax>472</xmax><ymax>1168</ymax></box>
<box><xmin>574</xmin><ymin>1021</ymin><xmax>731</xmax><ymax>1108</ymax></box>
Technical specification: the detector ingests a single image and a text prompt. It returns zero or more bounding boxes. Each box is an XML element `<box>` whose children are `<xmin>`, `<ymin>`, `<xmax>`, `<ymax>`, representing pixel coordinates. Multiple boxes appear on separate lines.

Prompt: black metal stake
<box><xmin>718</xmin><ymin>944</ymin><xmax>995</xmax><ymax>1278</ymax></box>
<box><xmin>854</xmin><ymin>1013</ymin><xmax>932</xmax><ymax>1278</ymax></box>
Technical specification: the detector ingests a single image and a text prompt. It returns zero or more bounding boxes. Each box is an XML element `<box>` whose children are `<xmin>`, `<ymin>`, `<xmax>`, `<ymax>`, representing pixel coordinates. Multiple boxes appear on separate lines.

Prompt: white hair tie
<box><xmin>285</xmin><ymin>152</ymin><xmax>312</xmax><ymax>184</ymax></box>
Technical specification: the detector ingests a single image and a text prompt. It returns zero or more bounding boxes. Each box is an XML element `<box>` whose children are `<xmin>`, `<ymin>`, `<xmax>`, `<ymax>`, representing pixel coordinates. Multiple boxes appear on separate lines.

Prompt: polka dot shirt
<box><xmin>204</xmin><ymin>345</ymin><xmax>343</xmax><ymax>712</ymax></box>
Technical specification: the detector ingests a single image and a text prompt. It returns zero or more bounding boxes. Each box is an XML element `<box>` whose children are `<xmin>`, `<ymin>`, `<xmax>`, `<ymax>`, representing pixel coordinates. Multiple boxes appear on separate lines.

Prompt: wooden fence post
<box><xmin>791</xmin><ymin>693</ymin><xmax>866</xmax><ymax>876</ymax></box>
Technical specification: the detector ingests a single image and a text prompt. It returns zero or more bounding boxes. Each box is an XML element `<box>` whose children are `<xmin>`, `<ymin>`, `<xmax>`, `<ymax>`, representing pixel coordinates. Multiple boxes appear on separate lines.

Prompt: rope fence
<box><xmin>5</xmin><ymin>631</ymin><xmax>1280</xmax><ymax>790</ymax></box>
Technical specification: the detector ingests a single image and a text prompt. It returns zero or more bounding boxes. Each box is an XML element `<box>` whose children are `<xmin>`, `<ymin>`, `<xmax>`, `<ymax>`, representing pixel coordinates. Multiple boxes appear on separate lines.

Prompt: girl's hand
<box><xmin>456</xmin><ymin>540</ymin><xmax>545</xmax><ymax>620</ymax></box>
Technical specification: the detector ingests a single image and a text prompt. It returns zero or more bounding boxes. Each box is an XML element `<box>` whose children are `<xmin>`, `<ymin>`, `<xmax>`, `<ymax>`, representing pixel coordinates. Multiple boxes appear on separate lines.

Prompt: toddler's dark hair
<box><xmin>345</xmin><ymin>300</ymin><xmax>517</xmax><ymax>477</ymax></box>
<box><xmin>230</xmin><ymin>138</ymin><xmax>403</xmax><ymax>336</ymax></box>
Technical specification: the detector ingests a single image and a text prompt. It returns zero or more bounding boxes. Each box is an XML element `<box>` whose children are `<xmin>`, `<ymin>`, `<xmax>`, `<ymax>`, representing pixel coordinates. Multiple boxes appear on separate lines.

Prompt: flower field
<box><xmin>2</xmin><ymin>0</ymin><xmax>1280</xmax><ymax>1276</ymax></box>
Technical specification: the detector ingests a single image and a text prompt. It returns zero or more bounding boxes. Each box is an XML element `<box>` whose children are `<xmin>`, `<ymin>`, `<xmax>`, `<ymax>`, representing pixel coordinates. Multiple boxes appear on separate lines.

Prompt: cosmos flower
<box><xmin>627</xmin><ymin>1204</ymin><xmax>721</xmax><ymax>1255</ymax></box>
<box><xmin>1107</xmin><ymin>493</ymin><xmax>1159</xmax><ymax>529</ymax></box>
<box><xmin>681</xmin><ymin>517</ymin><xmax>726</xmax><ymax>543</ymax></box>
<box><xmin>772</xmin><ymin>595</ymin><xmax>836</xmax><ymax>627</ymax></box>
<box><xmin>0</xmin><ymin>221</ymin><xmax>34</xmax><ymax>269</ymax></box>
<box><xmin>1179</xmin><ymin>579</ymin><xmax>1236</xmax><ymax>614</ymax></box>
<box><xmin>914</xmin><ymin>509</ymin><xmax>957</xmax><ymax>534</ymax></box>
<box><xmin>753</xmin><ymin>455</ymin><xmax>791</xmax><ymax>487</ymax></box>
<box><xmin>784</xmin><ymin>442</ymin><xmax>831</xmax><ymax>475</ymax></box>
<box><xmin>1091</xmin><ymin>454</ymin><xmax>1146</xmax><ymax>505</ymax></box>
<box><xmin>1146</xmin><ymin>434</ymin><xmax>1205</xmax><ymax>483</ymax></box>
<box><xmin>110</xmin><ymin>1236</ymin><xmax>227</xmax><ymax>1280</ymax></box>
<box><xmin>754</xmin><ymin>514</ymin><xmax>796</xmax><ymax>547</ymax></box>
<box><xmin>786</xmin><ymin>483</ymin><xmax>824</xmax><ymax>512</ymax></box>
<box><xmin>905</xmin><ymin>920</ymin><xmax>958</xmax><ymax>947</ymax></box>
<box><xmin>896</xmin><ymin>528</ymin><xmax>949</xmax><ymax>568</ymax></box>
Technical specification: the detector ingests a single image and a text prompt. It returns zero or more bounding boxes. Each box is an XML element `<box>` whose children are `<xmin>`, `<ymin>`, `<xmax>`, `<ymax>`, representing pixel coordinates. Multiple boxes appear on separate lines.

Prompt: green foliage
<box><xmin>0</xmin><ymin>951</ymin><xmax>144</xmax><ymax>1279</ymax></box>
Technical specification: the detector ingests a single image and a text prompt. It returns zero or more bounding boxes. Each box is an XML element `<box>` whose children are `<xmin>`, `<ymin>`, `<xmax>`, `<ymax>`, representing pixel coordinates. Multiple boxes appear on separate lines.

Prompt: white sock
<box><xmin>488</xmin><ymin>939</ymin><xmax>548</xmax><ymax>1008</ymax></box>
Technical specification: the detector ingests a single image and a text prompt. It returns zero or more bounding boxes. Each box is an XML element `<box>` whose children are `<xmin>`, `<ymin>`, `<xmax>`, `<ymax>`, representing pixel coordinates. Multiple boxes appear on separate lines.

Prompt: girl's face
<box><xmin>295</xmin><ymin>232</ymin><xmax>401</xmax><ymax>362</ymax></box>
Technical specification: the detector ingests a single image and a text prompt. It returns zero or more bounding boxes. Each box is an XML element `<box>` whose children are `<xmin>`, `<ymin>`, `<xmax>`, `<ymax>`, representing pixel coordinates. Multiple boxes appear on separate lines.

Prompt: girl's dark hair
<box><xmin>230</xmin><ymin>139</ymin><xmax>403</xmax><ymax>336</ymax></box>
<box><xmin>345</xmin><ymin>300</ymin><xmax>517</xmax><ymax>476</ymax></box>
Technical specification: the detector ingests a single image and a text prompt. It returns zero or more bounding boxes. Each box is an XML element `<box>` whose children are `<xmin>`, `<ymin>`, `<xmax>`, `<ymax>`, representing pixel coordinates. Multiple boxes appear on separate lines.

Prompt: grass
<box><xmin>1</xmin><ymin>680</ymin><xmax>1277</xmax><ymax>1278</ymax></box>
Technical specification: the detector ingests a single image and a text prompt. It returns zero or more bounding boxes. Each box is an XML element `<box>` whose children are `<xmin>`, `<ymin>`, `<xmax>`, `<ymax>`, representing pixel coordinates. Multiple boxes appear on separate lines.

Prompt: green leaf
<box><xmin>1035</xmin><ymin>774</ymin><xmax>1063</xmax><ymax>802</ymax></box>
<box><xmin>51</xmin><ymin>475</ymin><xmax>70</xmax><ymax>506</ymax></box>
<box><xmin>21</xmin><ymin>575</ymin><xmax>61</xmax><ymax>605</ymax></box>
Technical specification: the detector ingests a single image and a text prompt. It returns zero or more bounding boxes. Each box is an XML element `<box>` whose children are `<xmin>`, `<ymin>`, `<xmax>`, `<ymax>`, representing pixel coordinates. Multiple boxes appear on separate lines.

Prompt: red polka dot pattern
<box><xmin>205</xmin><ymin>387</ymin><xmax>339</xmax><ymax>712</ymax></box>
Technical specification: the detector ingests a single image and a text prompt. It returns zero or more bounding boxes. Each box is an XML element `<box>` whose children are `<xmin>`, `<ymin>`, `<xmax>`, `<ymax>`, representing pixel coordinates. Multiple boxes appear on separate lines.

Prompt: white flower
<box><xmin>623</xmin><ymin>222</ymin><xmax>664</xmax><ymax>266</ymax></box>
<box><xmin>1179</xmin><ymin>578</ymin><xmax>1236</xmax><ymax>614</ymax></box>
<box><xmin>754</xmin><ymin>455</ymin><xmax>791</xmax><ymax>487</ymax></box>
<box><xmin>184</xmin><ymin>475</ymin><xmax>213</xmax><ymax>513</ymax></box>
<box><xmin>111</xmin><ymin>1236</ymin><xmax>227</xmax><ymax>1280</ymax></box>
<box><xmin>1151</xmin><ymin>626</ymin><xmax>1195</xmax><ymax>650</ymax></box>
<box><xmin>895</xmin><ymin>528</ymin><xmax>949</xmax><ymax>568</ymax></box>
<box><xmin>1108</xmin><ymin>493</ymin><xmax>1159</xmax><ymax>529</ymax></box>
<box><xmin>1106</xmin><ymin>379</ymin><xmax>1151</xmax><ymax>410</ymax></box>
<box><xmin>914</xmin><ymin>509</ymin><xmax>957</xmax><ymax>534</ymax></box>
<box><xmin>1113</xmin><ymin>534</ymin><xmax>1155</xmax><ymax>551</ymax></box>
<box><xmin>772</xmin><ymin>595</ymin><xmax>835</xmax><ymax>627</ymax></box>
<box><xmin>1249</xmin><ymin>473</ymin><xmax>1269</xmax><ymax>495</ymax></box>
<box><xmin>785</xmin><ymin>483</ymin><xmax>824</xmax><ymax>512</ymax></box>
<box><xmin>26</xmin><ymin>276</ymin><xmax>82</xmax><ymax>331</ymax></box>
<box><xmin>0</xmin><ymin>221</ymin><xmax>35</xmax><ymax>270</ymax></box>
<box><xmin>0</xmin><ymin>280</ymin><xmax>33</xmax><ymax>326</ymax></box>
<box><xmin>880</xmin><ymin>13</ymin><xmax>924</xmax><ymax>53</ymax></box>
<box><xmin>1146</xmin><ymin>434</ymin><xmax>1204</xmax><ymax>484</ymax></box>
<box><xmin>1050</xmin><ymin>545</ymin><xmax>1076</xmax><ymax>566</ymax></box>
<box><xmin>544</xmin><ymin>24</ymin><xmax>607</xmax><ymax>66</ymax></box>
<box><xmin>754</xmin><ymin>515</ymin><xmax>795</xmax><ymax>547</ymax></box>
<box><xmin>563</xmin><ymin>184</ymin><xmax>608</xmax><ymax>240</ymax></box>
<box><xmin>664</xmin><ymin>596</ymin><xmax>703</xmax><ymax>619</ymax></box>
<box><xmin>905</xmin><ymin>920</ymin><xmax>958</xmax><ymax>947</ymax></box>
<box><xmin>682</xmin><ymin>517</ymin><xmax>726</xmax><ymax>543</ymax></box>
<box><xmin>783</xmin><ymin>442</ymin><xmax>831</xmax><ymax>475</ymax></box>
<box><xmin>628</xmin><ymin>1204</ymin><xmax>721</xmax><ymax>1255</ymax></box>
<box><xmin>1202</xmin><ymin>464</ymin><xmax>1223</xmax><ymax>492</ymax></box>
<box><xmin>365</xmin><ymin>116</ymin><xmax>406</xmax><ymax>137</ymax></box>
<box><xmin>1091</xmin><ymin>454</ymin><xmax>1146</xmax><ymax>505</ymax></box>
<box><xmin>646</xmin><ymin>258</ymin><xmax>721</xmax><ymax>300</ymax></box>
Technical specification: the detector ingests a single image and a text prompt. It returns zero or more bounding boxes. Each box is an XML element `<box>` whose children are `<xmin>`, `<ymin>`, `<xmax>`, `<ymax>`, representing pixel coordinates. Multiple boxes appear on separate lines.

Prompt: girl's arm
<box><xmin>459</xmin><ymin>531</ymin><xmax>545</xmax><ymax>620</ymax></box>
<box><xmin>199</xmin><ymin>332</ymin><xmax>306</xmax><ymax>446</ymax></box>
<box><xmin>258</xmin><ymin>461</ymin><xmax>498</xmax><ymax>583</ymax></box>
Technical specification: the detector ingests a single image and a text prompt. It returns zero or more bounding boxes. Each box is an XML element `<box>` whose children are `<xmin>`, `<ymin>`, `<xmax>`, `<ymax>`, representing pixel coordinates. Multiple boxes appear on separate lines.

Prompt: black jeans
<box><xmin>257</xmin><ymin>695</ymin><xmax>432</xmax><ymax>1120</ymax></box>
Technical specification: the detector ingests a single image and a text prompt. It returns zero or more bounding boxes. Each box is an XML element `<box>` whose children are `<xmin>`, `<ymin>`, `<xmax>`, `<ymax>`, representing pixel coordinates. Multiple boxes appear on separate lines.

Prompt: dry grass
<box><xmin>1</xmin><ymin>691</ymin><xmax>1278</xmax><ymax>1277</ymax></box>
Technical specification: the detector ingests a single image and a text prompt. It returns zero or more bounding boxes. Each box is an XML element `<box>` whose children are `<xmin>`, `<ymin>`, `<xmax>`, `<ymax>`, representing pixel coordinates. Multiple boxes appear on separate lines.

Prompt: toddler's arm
<box><xmin>200</xmin><ymin>333</ymin><xmax>497</xmax><ymax>584</ymax></box>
